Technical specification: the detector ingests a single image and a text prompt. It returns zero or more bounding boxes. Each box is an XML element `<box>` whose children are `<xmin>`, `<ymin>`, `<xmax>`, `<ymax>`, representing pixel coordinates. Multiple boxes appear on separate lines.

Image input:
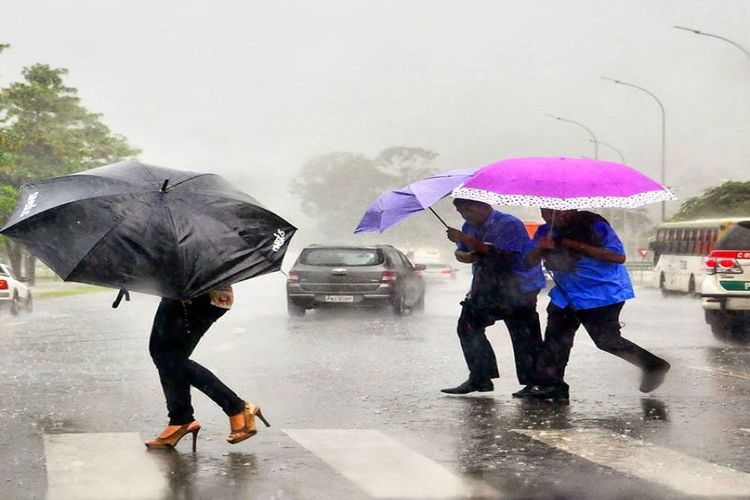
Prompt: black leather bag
<box><xmin>464</xmin><ymin>248</ymin><xmax>523</xmax><ymax>317</ymax></box>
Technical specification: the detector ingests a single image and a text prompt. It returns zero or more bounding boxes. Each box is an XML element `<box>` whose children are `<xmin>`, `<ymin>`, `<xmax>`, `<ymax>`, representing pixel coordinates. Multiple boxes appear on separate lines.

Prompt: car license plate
<box><xmin>720</xmin><ymin>281</ymin><xmax>750</xmax><ymax>291</ymax></box>
<box><xmin>325</xmin><ymin>295</ymin><xmax>354</xmax><ymax>303</ymax></box>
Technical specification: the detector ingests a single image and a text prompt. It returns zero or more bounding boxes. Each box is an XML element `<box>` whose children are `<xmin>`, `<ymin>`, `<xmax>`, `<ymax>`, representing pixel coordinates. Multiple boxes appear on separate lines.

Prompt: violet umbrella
<box><xmin>452</xmin><ymin>157</ymin><xmax>675</xmax><ymax>209</ymax></box>
<box><xmin>354</xmin><ymin>168</ymin><xmax>476</xmax><ymax>233</ymax></box>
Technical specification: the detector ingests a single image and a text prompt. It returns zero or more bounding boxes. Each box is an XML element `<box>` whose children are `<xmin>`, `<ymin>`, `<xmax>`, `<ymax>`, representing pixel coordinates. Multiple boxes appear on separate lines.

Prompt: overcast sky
<box><xmin>1</xmin><ymin>0</ymin><xmax>748</xmax><ymax>230</ymax></box>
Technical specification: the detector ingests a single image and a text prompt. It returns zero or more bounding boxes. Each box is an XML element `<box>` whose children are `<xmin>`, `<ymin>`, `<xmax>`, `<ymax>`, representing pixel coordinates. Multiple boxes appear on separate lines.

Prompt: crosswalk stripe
<box><xmin>44</xmin><ymin>433</ymin><xmax>168</xmax><ymax>500</ymax></box>
<box><xmin>514</xmin><ymin>428</ymin><xmax>750</xmax><ymax>497</ymax></box>
<box><xmin>685</xmin><ymin>365</ymin><xmax>750</xmax><ymax>381</ymax></box>
<box><xmin>283</xmin><ymin>429</ymin><xmax>501</xmax><ymax>499</ymax></box>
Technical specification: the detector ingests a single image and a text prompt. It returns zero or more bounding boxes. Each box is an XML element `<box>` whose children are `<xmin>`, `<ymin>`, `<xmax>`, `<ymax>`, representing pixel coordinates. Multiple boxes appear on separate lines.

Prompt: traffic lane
<box><xmin>2</xmin><ymin>278</ymin><xmax>750</xmax><ymax>498</ymax></box>
<box><xmin>200</xmin><ymin>281</ymin><xmax>750</xmax><ymax>498</ymax></box>
<box><xmin>268</xmin><ymin>284</ymin><xmax>747</xmax><ymax>496</ymax></box>
<box><xmin>204</xmin><ymin>282</ymin><xmax>750</xmax><ymax>498</ymax></box>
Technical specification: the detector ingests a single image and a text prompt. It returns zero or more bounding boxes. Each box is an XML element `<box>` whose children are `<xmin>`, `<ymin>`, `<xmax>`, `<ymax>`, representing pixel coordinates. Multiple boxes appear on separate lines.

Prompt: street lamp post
<box><xmin>601</xmin><ymin>77</ymin><xmax>667</xmax><ymax>222</ymax></box>
<box><xmin>546</xmin><ymin>114</ymin><xmax>599</xmax><ymax>159</ymax></box>
<box><xmin>587</xmin><ymin>138</ymin><xmax>631</xmax><ymax>254</ymax></box>
<box><xmin>588</xmin><ymin>139</ymin><xmax>626</xmax><ymax>164</ymax></box>
<box><xmin>674</xmin><ymin>26</ymin><xmax>750</xmax><ymax>61</ymax></box>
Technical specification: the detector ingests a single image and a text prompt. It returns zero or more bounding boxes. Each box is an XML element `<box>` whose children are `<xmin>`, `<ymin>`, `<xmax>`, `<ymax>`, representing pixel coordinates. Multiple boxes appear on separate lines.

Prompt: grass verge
<box><xmin>34</xmin><ymin>285</ymin><xmax>108</xmax><ymax>300</ymax></box>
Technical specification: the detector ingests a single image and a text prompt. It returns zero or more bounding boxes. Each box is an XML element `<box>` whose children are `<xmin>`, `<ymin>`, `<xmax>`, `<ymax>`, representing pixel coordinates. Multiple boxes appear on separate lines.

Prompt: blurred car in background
<box><xmin>286</xmin><ymin>244</ymin><xmax>425</xmax><ymax>317</ymax></box>
<box><xmin>701</xmin><ymin>219</ymin><xmax>750</xmax><ymax>343</ymax></box>
<box><xmin>405</xmin><ymin>248</ymin><xmax>442</xmax><ymax>265</ymax></box>
<box><xmin>417</xmin><ymin>262</ymin><xmax>456</xmax><ymax>282</ymax></box>
<box><xmin>0</xmin><ymin>263</ymin><xmax>32</xmax><ymax>315</ymax></box>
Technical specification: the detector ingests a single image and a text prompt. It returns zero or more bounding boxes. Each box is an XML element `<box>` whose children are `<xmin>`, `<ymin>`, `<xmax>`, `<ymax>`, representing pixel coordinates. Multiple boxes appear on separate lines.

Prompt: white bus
<box><xmin>651</xmin><ymin>218</ymin><xmax>745</xmax><ymax>295</ymax></box>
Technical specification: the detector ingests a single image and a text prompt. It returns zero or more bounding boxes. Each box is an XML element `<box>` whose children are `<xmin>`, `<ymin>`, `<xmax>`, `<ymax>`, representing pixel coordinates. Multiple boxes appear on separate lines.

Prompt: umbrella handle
<box><xmin>112</xmin><ymin>289</ymin><xmax>130</xmax><ymax>308</ymax></box>
<box><xmin>429</xmin><ymin>207</ymin><xmax>449</xmax><ymax>229</ymax></box>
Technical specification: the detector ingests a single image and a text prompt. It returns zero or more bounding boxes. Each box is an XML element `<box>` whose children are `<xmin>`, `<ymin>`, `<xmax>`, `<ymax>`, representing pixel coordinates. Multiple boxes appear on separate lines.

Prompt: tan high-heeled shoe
<box><xmin>226</xmin><ymin>402</ymin><xmax>270</xmax><ymax>444</ymax></box>
<box><xmin>144</xmin><ymin>421</ymin><xmax>201</xmax><ymax>452</ymax></box>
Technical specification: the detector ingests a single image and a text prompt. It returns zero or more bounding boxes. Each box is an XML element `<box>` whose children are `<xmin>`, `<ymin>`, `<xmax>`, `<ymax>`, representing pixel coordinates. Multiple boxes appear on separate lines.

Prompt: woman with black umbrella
<box><xmin>144</xmin><ymin>284</ymin><xmax>270</xmax><ymax>451</ymax></box>
<box><xmin>0</xmin><ymin>161</ymin><xmax>296</xmax><ymax>450</ymax></box>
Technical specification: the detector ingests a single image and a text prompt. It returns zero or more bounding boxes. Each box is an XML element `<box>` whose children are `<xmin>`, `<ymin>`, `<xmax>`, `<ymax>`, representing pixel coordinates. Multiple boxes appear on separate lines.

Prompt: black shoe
<box><xmin>441</xmin><ymin>379</ymin><xmax>494</xmax><ymax>395</ymax></box>
<box><xmin>525</xmin><ymin>385</ymin><xmax>569</xmax><ymax>401</ymax></box>
<box><xmin>640</xmin><ymin>362</ymin><xmax>671</xmax><ymax>393</ymax></box>
<box><xmin>512</xmin><ymin>385</ymin><xmax>540</xmax><ymax>398</ymax></box>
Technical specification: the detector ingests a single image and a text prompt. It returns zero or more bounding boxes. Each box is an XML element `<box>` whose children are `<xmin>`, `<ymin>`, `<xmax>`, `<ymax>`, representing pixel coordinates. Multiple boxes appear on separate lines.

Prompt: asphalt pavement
<box><xmin>2</xmin><ymin>273</ymin><xmax>750</xmax><ymax>499</ymax></box>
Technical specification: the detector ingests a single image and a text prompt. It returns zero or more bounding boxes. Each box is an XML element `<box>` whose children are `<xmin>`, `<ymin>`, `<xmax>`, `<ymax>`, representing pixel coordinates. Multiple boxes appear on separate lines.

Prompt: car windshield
<box><xmin>299</xmin><ymin>248</ymin><xmax>384</xmax><ymax>266</ymax></box>
<box><xmin>716</xmin><ymin>221</ymin><xmax>750</xmax><ymax>250</ymax></box>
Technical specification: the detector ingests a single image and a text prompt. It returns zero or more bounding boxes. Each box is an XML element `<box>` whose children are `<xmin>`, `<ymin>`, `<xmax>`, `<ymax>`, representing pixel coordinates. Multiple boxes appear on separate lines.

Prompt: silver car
<box><xmin>417</xmin><ymin>262</ymin><xmax>457</xmax><ymax>281</ymax></box>
<box><xmin>286</xmin><ymin>245</ymin><xmax>425</xmax><ymax>317</ymax></box>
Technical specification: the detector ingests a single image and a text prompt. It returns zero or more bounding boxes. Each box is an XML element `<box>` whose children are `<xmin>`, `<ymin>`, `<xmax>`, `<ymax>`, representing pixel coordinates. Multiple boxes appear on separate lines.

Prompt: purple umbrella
<box><xmin>452</xmin><ymin>157</ymin><xmax>675</xmax><ymax>209</ymax></box>
<box><xmin>354</xmin><ymin>168</ymin><xmax>476</xmax><ymax>233</ymax></box>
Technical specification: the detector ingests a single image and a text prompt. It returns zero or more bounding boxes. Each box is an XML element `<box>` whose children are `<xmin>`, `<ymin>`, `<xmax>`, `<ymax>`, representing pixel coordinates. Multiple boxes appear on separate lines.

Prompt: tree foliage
<box><xmin>290</xmin><ymin>147</ymin><xmax>439</xmax><ymax>241</ymax></box>
<box><xmin>671</xmin><ymin>181</ymin><xmax>750</xmax><ymax>221</ymax></box>
<box><xmin>0</xmin><ymin>64</ymin><xmax>139</xmax><ymax>185</ymax></box>
<box><xmin>373</xmin><ymin>146</ymin><xmax>437</xmax><ymax>181</ymax></box>
<box><xmin>0</xmin><ymin>45</ymin><xmax>139</xmax><ymax>274</ymax></box>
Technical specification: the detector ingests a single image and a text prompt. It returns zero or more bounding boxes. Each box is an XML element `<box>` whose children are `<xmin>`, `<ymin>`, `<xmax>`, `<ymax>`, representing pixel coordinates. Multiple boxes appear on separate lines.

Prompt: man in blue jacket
<box><xmin>522</xmin><ymin>208</ymin><xmax>670</xmax><ymax>401</ymax></box>
<box><xmin>441</xmin><ymin>199</ymin><xmax>546</xmax><ymax>395</ymax></box>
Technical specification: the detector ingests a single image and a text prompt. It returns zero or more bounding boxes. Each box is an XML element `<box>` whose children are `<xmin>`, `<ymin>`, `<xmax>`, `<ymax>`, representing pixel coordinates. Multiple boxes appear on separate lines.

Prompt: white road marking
<box><xmin>3</xmin><ymin>321</ymin><xmax>25</xmax><ymax>327</ymax></box>
<box><xmin>514</xmin><ymin>428</ymin><xmax>750</xmax><ymax>497</ymax></box>
<box><xmin>283</xmin><ymin>429</ymin><xmax>500</xmax><ymax>499</ymax></box>
<box><xmin>685</xmin><ymin>365</ymin><xmax>750</xmax><ymax>381</ymax></box>
<box><xmin>231</xmin><ymin>327</ymin><xmax>247</xmax><ymax>334</ymax></box>
<box><xmin>740</xmin><ymin>428</ymin><xmax>750</xmax><ymax>434</ymax></box>
<box><xmin>214</xmin><ymin>342</ymin><xmax>234</xmax><ymax>352</ymax></box>
<box><xmin>44</xmin><ymin>433</ymin><xmax>168</xmax><ymax>500</ymax></box>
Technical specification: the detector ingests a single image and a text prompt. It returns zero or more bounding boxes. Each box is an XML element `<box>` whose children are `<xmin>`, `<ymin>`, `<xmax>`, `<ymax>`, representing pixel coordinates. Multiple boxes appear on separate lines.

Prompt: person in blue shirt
<box><xmin>521</xmin><ymin>208</ymin><xmax>671</xmax><ymax>401</ymax></box>
<box><xmin>441</xmin><ymin>199</ymin><xmax>546</xmax><ymax>395</ymax></box>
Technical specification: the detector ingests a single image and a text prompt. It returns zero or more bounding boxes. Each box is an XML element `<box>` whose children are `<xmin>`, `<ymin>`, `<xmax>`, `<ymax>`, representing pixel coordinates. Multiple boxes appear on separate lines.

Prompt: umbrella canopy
<box><xmin>1</xmin><ymin>161</ymin><xmax>296</xmax><ymax>299</ymax></box>
<box><xmin>354</xmin><ymin>168</ymin><xmax>476</xmax><ymax>233</ymax></box>
<box><xmin>452</xmin><ymin>157</ymin><xmax>676</xmax><ymax>209</ymax></box>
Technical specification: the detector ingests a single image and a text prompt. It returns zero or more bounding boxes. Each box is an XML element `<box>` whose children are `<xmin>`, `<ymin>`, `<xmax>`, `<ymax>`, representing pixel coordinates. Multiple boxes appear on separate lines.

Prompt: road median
<box><xmin>30</xmin><ymin>280</ymin><xmax>109</xmax><ymax>300</ymax></box>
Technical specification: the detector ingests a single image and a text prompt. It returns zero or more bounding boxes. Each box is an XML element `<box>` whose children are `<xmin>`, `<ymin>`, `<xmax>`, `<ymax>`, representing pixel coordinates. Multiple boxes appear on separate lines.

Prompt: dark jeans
<box><xmin>149</xmin><ymin>295</ymin><xmax>245</xmax><ymax>425</ymax></box>
<box><xmin>456</xmin><ymin>292</ymin><xmax>543</xmax><ymax>385</ymax></box>
<box><xmin>536</xmin><ymin>301</ymin><xmax>668</xmax><ymax>388</ymax></box>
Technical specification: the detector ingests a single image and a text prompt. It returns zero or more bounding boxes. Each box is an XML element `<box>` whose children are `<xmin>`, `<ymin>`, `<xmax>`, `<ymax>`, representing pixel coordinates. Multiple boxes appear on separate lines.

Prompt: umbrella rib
<box><xmin>2</xmin><ymin>190</ymin><xmax>146</xmax><ymax>234</ymax></box>
<box><xmin>162</xmin><ymin>198</ymin><xmax>187</xmax><ymax>293</ymax></box>
<box><xmin>64</xmin><ymin>195</ymin><xmax>157</xmax><ymax>282</ymax></box>
<box><xmin>30</xmin><ymin>174</ymin><xmax>134</xmax><ymax>189</ymax></box>
<box><xmin>184</xmin><ymin>197</ymin><xmax>284</xmax><ymax>273</ymax></box>
<box><xmin>167</xmin><ymin>173</ymin><xmax>217</xmax><ymax>190</ymax></box>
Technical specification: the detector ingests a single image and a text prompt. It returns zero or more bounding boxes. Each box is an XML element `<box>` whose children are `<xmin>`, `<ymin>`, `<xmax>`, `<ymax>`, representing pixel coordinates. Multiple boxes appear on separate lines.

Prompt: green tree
<box><xmin>290</xmin><ymin>147</ymin><xmax>439</xmax><ymax>242</ymax></box>
<box><xmin>0</xmin><ymin>64</ymin><xmax>138</xmax><ymax>184</ymax></box>
<box><xmin>373</xmin><ymin>146</ymin><xmax>437</xmax><ymax>182</ymax></box>
<box><xmin>0</xmin><ymin>50</ymin><xmax>139</xmax><ymax>277</ymax></box>
<box><xmin>671</xmin><ymin>181</ymin><xmax>750</xmax><ymax>221</ymax></box>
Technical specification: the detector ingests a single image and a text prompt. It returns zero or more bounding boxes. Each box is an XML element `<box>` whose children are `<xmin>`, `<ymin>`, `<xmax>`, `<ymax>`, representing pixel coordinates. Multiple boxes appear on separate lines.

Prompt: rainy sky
<box><xmin>1</xmin><ymin>0</ymin><xmax>748</xmax><ymax>225</ymax></box>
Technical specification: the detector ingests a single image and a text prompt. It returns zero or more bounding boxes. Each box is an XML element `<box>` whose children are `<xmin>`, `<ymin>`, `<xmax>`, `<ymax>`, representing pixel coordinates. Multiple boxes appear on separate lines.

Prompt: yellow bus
<box><xmin>650</xmin><ymin>218</ymin><xmax>747</xmax><ymax>295</ymax></box>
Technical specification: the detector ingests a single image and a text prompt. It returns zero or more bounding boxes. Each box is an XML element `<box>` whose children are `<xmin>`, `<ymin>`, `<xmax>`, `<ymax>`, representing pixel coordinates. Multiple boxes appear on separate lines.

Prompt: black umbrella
<box><xmin>0</xmin><ymin>161</ymin><xmax>296</xmax><ymax>300</ymax></box>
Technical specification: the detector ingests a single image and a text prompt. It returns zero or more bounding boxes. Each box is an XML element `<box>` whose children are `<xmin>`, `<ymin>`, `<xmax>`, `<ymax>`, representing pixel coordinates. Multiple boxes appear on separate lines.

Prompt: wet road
<box><xmin>2</xmin><ymin>274</ymin><xmax>750</xmax><ymax>499</ymax></box>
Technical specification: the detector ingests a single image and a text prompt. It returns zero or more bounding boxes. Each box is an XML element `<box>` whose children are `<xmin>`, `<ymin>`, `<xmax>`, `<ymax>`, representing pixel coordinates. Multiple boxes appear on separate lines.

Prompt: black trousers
<box><xmin>456</xmin><ymin>292</ymin><xmax>543</xmax><ymax>385</ymax></box>
<box><xmin>536</xmin><ymin>301</ymin><xmax>668</xmax><ymax>388</ymax></box>
<box><xmin>149</xmin><ymin>295</ymin><xmax>245</xmax><ymax>425</ymax></box>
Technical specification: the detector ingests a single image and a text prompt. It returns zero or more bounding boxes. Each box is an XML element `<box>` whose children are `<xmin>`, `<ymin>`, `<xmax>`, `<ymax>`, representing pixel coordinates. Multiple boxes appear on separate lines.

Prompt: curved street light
<box><xmin>588</xmin><ymin>139</ymin><xmax>626</xmax><ymax>164</ymax></box>
<box><xmin>674</xmin><ymin>26</ymin><xmax>750</xmax><ymax>61</ymax></box>
<box><xmin>601</xmin><ymin>77</ymin><xmax>667</xmax><ymax>222</ymax></box>
<box><xmin>546</xmin><ymin>114</ymin><xmax>599</xmax><ymax>159</ymax></box>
